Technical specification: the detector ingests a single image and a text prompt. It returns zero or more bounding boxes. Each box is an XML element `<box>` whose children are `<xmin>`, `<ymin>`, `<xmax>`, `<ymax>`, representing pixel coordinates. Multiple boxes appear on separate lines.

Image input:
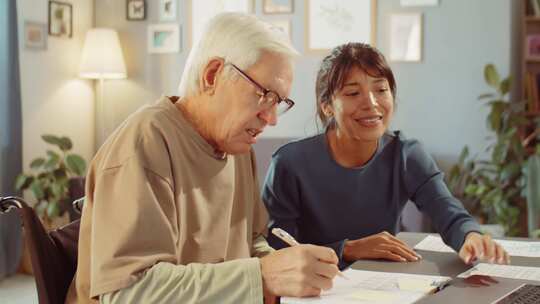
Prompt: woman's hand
<box><xmin>343</xmin><ymin>231</ymin><xmax>422</xmax><ymax>262</ymax></box>
<box><xmin>459</xmin><ymin>232</ymin><xmax>510</xmax><ymax>265</ymax></box>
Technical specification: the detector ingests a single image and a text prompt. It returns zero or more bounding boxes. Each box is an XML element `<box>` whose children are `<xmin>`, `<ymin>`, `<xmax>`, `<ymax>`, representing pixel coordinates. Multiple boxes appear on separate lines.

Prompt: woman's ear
<box><xmin>321</xmin><ymin>101</ymin><xmax>333</xmax><ymax>117</ymax></box>
<box><xmin>200</xmin><ymin>58</ymin><xmax>225</xmax><ymax>95</ymax></box>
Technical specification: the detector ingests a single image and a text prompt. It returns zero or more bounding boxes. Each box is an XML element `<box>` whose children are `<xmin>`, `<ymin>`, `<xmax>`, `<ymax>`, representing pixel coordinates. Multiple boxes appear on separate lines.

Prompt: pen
<box><xmin>431</xmin><ymin>280</ymin><xmax>451</xmax><ymax>293</ymax></box>
<box><xmin>271</xmin><ymin>228</ymin><xmax>349</xmax><ymax>280</ymax></box>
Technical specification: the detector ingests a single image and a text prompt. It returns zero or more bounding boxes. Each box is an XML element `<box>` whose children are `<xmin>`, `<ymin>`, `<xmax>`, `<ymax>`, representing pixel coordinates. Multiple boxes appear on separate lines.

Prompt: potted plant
<box><xmin>447</xmin><ymin>64</ymin><xmax>540</xmax><ymax>237</ymax></box>
<box><xmin>15</xmin><ymin>134</ymin><xmax>87</xmax><ymax>228</ymax></box>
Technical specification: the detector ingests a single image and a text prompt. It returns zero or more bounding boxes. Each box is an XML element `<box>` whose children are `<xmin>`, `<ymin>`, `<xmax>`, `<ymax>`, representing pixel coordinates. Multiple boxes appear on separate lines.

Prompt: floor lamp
<box><xmin>79</xmin><ymin>28</ymin><xmax>127</xmax><ymax>150</ymax></box>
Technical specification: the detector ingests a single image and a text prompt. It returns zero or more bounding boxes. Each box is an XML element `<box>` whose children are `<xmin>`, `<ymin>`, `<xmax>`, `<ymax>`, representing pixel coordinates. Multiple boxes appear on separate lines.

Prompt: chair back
<box><xmin>0</xmin><ymin>196</ymin><xmax>80</xmax><ymax>304</ymax></box>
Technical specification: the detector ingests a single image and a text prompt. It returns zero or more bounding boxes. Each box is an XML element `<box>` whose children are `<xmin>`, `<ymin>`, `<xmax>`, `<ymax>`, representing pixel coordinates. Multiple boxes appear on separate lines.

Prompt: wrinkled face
<box><xmin>323</xmin><ymin>66</ymin><xmax>394</xmax><ymax>143</ymax></box>
<box><xmin>212</xmin><ymin>52</ymin><xmax>293</xmax><ymax>154</ymax></box>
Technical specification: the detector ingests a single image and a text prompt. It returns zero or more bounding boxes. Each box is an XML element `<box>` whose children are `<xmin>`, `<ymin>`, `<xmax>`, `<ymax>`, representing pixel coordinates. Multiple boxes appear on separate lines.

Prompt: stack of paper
<box><xmin>281</xmin><ymin>269</ymin><xmax>451</xmax><ymax>304</ymax></box>
<box><xmin>414</xmin><ymin>235</ymin><xmax>540</xmax><ymax>258</ymax></box>
<box><xmin>458</xmin><ymin>263</ymin><xmax>540</xmax><ymax>282</ymax></box>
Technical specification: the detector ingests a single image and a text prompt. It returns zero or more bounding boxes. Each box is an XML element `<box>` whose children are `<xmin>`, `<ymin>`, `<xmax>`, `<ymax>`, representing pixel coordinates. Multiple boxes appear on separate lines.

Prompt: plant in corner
<box><xmin>447</xmin><ymin>64</ymin><xmax>540</xmax><ymax>237</ymax></box>
<box><xmin>15</xmin><ymin>134</ymin><xmax>87</xmax><ymax>227</ymax></box>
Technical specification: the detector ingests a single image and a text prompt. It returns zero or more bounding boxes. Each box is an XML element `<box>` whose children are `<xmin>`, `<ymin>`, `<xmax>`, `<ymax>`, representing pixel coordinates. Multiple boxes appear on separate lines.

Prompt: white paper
<box><xmin>400</xmin><ymin>0</ymin><xmax>439</xmax><ymax>6</ymax></box>
<box><xmin>458</xmin><ymin>263</ymin><xmax>540</xmax><ymax>282</ymax></box>
<box><xmin>414</xmin><ymin>235</ymin><xmax>540</xmax><ymax>258</ymax></box>
<box><xmin>281</xmin><ymin>269</ymin><xmax>451</xmax><ymax>304</ymax></box>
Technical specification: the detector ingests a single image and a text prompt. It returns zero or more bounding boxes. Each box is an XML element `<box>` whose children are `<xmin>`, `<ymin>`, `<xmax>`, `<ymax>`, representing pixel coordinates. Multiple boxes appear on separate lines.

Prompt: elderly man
<box><xmin>66</xmin><ymin>13</ymin><xmax>339</xmax><ymax>304</ymax></box>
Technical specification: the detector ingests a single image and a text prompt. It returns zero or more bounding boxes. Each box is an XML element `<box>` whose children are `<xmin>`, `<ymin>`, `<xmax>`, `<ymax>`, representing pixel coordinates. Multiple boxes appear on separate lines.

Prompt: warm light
<box><xmin>79</xmin><ymin>28</ymin><xmax>127</xmax><ymax>79</ymax></box>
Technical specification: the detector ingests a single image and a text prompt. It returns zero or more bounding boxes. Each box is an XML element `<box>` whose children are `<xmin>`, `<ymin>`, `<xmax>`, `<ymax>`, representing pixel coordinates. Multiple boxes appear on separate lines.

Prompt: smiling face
<box><xmin>322</xmin><ymin>66</ymin><xmax>394</xmax><ymax>144</ymax></box>
<box><xmin>210</xmin><ymin>51</ymin><xmax>294</xmax><ymax>154</ymax></box>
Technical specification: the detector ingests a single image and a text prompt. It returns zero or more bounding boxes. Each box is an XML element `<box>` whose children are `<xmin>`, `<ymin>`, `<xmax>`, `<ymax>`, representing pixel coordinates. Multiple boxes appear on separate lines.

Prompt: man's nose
<box><xmin>258</xmin><ymin>104</ymin><xmax>278</xmax><ymax>126</ymax></box>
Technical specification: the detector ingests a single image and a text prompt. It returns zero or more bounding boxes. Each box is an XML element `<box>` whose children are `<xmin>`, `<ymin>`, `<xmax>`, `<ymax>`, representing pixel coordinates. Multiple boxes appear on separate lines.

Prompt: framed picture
<box><xmin>263</xmin><ymin>0</ymin><xmax>294</xmax><ymax>14</ymax></box>
<box><xmin>48</xmin><ymin>1</ymin><xmax>72</xmax><ymax>38</ymax></box>
<box><xmin>24</xmin><ymin>22</ymin><xmax>47</xmax><ymax>50</ymax></box>
<box><xmin>267</xmin><ymin>20</ymin><xmax>292</xmax><ymax>41</ymax></box>
<box><xmin>188</xmin><ymin>0</ymin><xmax>253</xmax><ymax>47</ymax></box>
<box><xmin>527</xmin><ymin>35</ymin><xmax>540</xmax><ymax>61</ymax></box>
<box><xmin>389</xmin><ymin>13</ymin><xmax>423</xmax><ymax>62</ymax></box>
<box><xmin>127</xmin><ymin>0</ymin><xmax>146</xmax><ymax>21</ymax></box>
<box><xmin>160</xmin><ymin>0</ymin><xmax>177</xmax><ymax>21</ymax></box>
<box><xmin>305</xmin><ymin>0</ymin><xmax>376</xmax><ymax>54</ymax></box>
<box><xmin>148</xmin><ymin>24</ymin><xmax>181</xmax><ymax>53</ymax></box>
<box><xmin>400</xmin><ymin>0</ymin><xmax>439</xmax><ymax>6</ymax></box>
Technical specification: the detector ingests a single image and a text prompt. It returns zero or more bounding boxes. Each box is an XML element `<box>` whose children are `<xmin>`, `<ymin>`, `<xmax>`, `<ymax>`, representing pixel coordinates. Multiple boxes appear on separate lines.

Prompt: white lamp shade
<box><xmin>79</xmin><ymin>28</ymin><xmax>127</xmax><ymax>79</ymax></box>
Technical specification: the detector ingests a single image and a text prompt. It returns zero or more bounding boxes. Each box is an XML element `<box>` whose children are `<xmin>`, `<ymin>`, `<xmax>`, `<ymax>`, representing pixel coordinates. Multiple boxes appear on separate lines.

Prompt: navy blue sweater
<box><xmin>262</xmin><ymin>131</ymin><xmax>480</xmax><ymax>268</ymax></box>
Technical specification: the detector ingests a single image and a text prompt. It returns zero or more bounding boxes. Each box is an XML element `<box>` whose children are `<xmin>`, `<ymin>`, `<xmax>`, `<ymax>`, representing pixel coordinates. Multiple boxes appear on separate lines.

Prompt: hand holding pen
<box><xmin>272</xmin><ymin>228</ymin><xmax>349</xmax><ymax>279</ymax></box>
<box><xmin>259</xmin><ymin>229</ymin><xmax>342</xmax><ymax>298</ymax></box>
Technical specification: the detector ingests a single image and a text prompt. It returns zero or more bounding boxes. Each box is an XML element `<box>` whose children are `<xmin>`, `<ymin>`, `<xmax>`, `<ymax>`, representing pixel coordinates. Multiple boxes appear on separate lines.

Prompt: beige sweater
<box><xmin>66</xmin><ymin>96</ymin><xmax>272</xmax><ymax>304</ymax></box>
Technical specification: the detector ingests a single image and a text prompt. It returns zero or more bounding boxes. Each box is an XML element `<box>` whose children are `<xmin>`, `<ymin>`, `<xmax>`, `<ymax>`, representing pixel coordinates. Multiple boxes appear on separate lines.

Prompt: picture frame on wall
<box><xmin>389</xmin><ymin>13</ymin><xmax>423</xmax><ymax>62</ymax></box>
<box><xmin>263</xmin><ymin>0</ymin><xmax>294</xmax><ymax>14</ymax></box>
<box><xmin>305</xmin><ymin>0</ymin><xmax>376</xmax><ymax>54</ymax></box>
<box><xmin>267</xmin><ymin>19</ymin><xmax>292</xmax><ymax>42</ymax></box>
<box><xmin>48</xmin><ymin>1</ymin><xmax>72</xmax><ymax>38</ymax></box>
<box><xmin>148</xmin><ymin>24</ymin><xmax>181</xmax><ymax>53</ymax></box>
<box><xmin>127</xmin><ymin>0</ymin><xmax>146</xmax><ymax>21</ymax></box>
<box><xmin>189</xmin><ymin>0</ymin><xmax>253</xmax><ymax>47</ymax></box>
<box><xmin>24</xmin><ymin>21</ymin><xmax>47</xmax><ymax>50</ymax></box>
<box><xmin>159</xmin><ymin>0</ymin><xmax>177</xmax><ymax>21</ymax></box>
<box><xmin>526</xmin><ymin>34</ymin><xmax>540</xmax><ymax>61</ymax></box>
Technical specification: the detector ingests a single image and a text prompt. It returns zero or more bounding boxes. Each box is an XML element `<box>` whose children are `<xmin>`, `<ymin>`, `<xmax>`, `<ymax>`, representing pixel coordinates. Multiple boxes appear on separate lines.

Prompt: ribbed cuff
<box><xmin>245</xmin><ymin>257</ymin><xmax>264</xmax><ymax>304</ymax></box>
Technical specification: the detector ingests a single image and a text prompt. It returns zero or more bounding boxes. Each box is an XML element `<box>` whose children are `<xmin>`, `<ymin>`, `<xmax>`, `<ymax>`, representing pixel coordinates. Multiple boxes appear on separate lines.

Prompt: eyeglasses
<box><xmin>229</xmin><ymin>63</ymin><xmax>294</xmax><ymax>116</ymax></box>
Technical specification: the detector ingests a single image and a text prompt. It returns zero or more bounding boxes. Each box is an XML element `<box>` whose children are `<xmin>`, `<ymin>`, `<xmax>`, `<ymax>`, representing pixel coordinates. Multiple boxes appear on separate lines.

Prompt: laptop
<box><xmin>493</xmin><ymin>284</ymin><xmax>540</xmax><ymax>304</ymax></box>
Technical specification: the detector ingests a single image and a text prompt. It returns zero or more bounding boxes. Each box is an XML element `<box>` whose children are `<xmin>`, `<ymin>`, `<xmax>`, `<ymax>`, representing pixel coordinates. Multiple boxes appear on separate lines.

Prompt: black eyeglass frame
<box><xmin>229</xmin><ymin>63</ymin><xmax>295</xmax><ymax>115</ymax></box>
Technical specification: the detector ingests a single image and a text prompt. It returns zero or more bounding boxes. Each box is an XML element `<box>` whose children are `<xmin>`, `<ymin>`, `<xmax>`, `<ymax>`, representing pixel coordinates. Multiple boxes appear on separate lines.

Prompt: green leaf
<box><xmin>30</xmin><ymin>158</ymin><xmax>45</xmax><ymax>169</ymax></box>
<box><xmin>51</xmin><ymin>183</ymin><xmax>66</xmax><ymax>199</ymax></box>
<box><xmin>45</xmin><ymin>150</ymin><xmax>60</xmax><ymax>169</ymax></box>
<box><xmin>478</xmin><ymin>93</ymin><xmax>495</xmax><ymax>100</ymax></box>
<box><xmin>15</xmin><ymin>174</ymin><xmax>33</xmax><ymax>191</ymax></box>
<box><xmin>458</xmin><ymin>146</ymin><xmax>470</xmax><ymax>165</ymax></box>
<box><xmin>53</xmin><ymin>168</ymin><xmax>68</xmax><ymax>181</ymax></box>
<box><xmin>59</xmin><ymin>137</ymin><xmax>73</xmax><ymax>151</ymax></box>
<box><xmin>499</xmin><ymin>77</ymin><xmax>512</xmax><ymax>96</ymax></box>
<box><xmin>484</xmin><ymin>64</ymin><xmax>500</xmax><ymax>88</ymax></box>
<box><xmin>47</xmin><ymin>201</ymin><xmax>60</xmax><ymax>218</ymax></box>
<box><xmin>66</xmin><ymin>154</ymin><xmax>86</xmax><ymax>176</ymax></box>
<box><xmin>41</xmin><ymin>134</ymin><xmax>64</xmax><ymax>149</ymax></box>
<box><xmin>30</xmin><ymin>180</ymin><xmax>45</xmax><ymax>200</ymax></box>
<box><xmin>465</xmin><ymin>184</ymin><xmax>478</xmax><ymax>196</ymax></box>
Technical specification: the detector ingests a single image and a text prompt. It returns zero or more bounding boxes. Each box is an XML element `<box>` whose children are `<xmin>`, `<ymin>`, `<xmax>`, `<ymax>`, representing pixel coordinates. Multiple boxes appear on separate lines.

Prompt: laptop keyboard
<box><xmin>495</xmin><ymin>284</ymin><xmax>540</xmax><ymax>304</ymax></box>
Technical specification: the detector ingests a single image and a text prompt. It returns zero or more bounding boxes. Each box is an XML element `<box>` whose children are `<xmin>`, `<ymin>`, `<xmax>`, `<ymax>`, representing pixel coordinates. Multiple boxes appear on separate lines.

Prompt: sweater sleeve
<box><xmin>402</xmin><ymin>140</ymin><xmax>482</xmax><ymax>252</ymax></box>
<box><xmin>262</xmin><ymin>152</ymin><xmax>349</xmax><ymax>269</ymax></box>
<box><xmin>100</xmin><ymin>259</ymin><xmax>263</xmax><ymax>304</ymax></box>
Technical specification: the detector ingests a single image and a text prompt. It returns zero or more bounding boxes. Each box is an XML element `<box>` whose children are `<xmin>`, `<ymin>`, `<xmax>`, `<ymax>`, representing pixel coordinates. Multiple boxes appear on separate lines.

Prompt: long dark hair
<box><xmin>315</xmin><ymin>43</ymin><xmax>396</xmax><ymax>128</ymax></box>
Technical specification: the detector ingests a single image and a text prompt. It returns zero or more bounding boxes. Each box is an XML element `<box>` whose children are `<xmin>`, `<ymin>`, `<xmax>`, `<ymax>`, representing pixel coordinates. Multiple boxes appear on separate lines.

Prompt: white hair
<box><xmin>178</xmin><ymin>12</ymin><xmax>298</xmax><ymax>97</ymax></box>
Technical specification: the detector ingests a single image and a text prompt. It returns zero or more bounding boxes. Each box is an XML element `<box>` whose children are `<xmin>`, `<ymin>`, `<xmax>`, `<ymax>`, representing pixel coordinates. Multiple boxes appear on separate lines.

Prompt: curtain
<box><xmin>0</xmin><ymin>0</ymin><xmax>23</xmax><ymax>280</ymax></box>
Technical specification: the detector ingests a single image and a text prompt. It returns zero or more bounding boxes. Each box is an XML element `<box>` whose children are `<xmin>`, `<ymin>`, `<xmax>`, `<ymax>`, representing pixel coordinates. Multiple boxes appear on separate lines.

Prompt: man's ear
<box><xmin>200</xmin><ymin>57</ymin><xmax>225</xmax><ymax>95</ymax></box>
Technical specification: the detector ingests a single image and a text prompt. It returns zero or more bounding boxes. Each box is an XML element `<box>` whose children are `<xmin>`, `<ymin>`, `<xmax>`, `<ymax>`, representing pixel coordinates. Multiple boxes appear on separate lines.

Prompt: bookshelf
<box><xmin>522</xmin><ymin>0</ymin><xmax>540</xmax><ymax>153</ymax></box>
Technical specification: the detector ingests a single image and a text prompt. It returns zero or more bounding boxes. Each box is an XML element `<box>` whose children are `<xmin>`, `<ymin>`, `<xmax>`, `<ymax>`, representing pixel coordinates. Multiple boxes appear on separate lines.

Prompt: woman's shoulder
<box><xmin>273</xmin><ymin>134</ymin><xmax>325</xmax><ymax>161</ymax></box>
<box><xmin>385</xmin><ymin>130</ymin><xmax>423</xmax><ymax>152</ymax></box>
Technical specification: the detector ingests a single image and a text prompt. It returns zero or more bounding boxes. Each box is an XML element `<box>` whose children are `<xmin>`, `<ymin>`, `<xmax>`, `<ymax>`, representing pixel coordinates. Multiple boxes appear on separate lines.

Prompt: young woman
<box><xmin>262</xmin><ymin>43</ymin><xmax>509</xmax><ymax>268</ymax></box>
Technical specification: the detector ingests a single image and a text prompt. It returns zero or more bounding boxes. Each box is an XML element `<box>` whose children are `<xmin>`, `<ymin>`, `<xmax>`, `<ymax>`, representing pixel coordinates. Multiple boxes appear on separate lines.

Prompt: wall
<box><xmin>17</xmin><ymin>0</ymin><xmax>95</xmax><ymax>180</ymax></box>
<box><xmin>94</xmin><ymin>0</ymin><xmax>516</xmax><ymax>166</ymax></box>
<box><xmin>377</xmin><ymin>0</ymin><xmax>513</xmax><ymax>166</ymax></box>
<box><xmin>0</xmin><ymin>0</ymin><xmax>22</xmax><ymax>195</ymax></box>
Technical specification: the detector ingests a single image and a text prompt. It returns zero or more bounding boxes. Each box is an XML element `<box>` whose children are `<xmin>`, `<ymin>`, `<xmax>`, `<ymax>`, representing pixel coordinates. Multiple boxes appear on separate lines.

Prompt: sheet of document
<box><xmin>458</xmin><ymin>263</ymin><xmax>540</xmax><ymax>282</ymax></box>
<box><xmin>414</xmin><ymin>235</ymin><xmax>540</xmax><ymax>258</ymax></box>
<box><xmin>281</xmin><ymin>269</ymin><xmax>451</xmax><ymax>304</ymax></box>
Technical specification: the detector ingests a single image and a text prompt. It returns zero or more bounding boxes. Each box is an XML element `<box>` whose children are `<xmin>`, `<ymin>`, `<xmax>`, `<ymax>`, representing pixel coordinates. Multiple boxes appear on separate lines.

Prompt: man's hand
<box><xmin>343</xmin><ymin>231</ymin><xmax>422</xmax><ymax>262</ymax></box>
<box><xmin>459</xmin><ymin>232</ymin><xmax>510</xmax><ymax>265</ymax></box>
<box><xmin>260</xmin><ymin>244</ymin><xmax>339</xmax><ymax>298</ymax></box>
